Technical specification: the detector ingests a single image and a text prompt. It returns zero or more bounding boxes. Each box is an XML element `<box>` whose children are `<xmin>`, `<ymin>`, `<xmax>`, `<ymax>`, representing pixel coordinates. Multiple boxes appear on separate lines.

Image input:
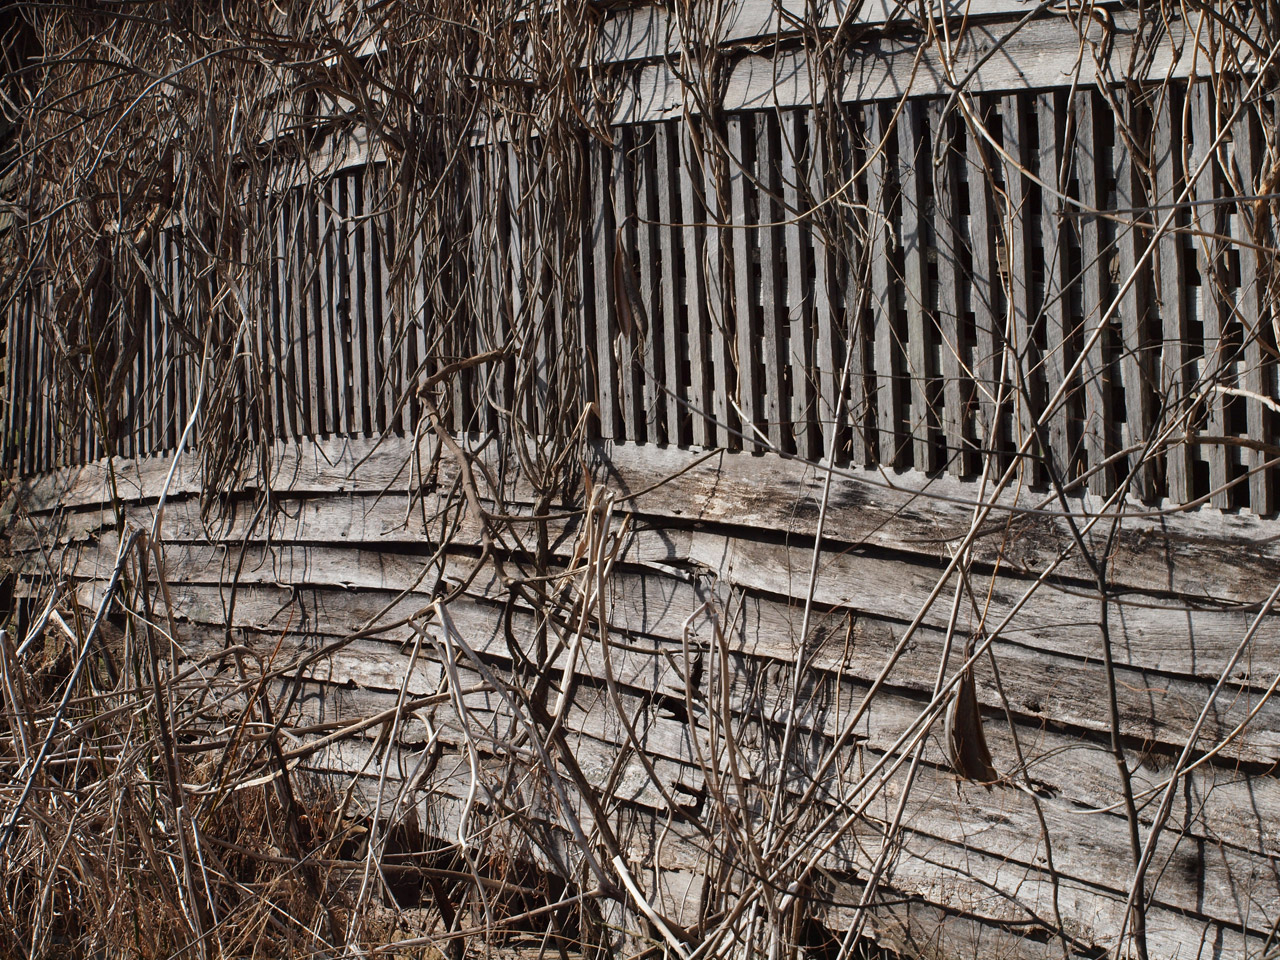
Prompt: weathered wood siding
<box><xmin>8</xmin><ymin>77</ymin><xmax>1278</xmax><ymax>514</ymax></box>
<box><xmin>9</xmin><ymin>435</ymin><xmax>1280</xmax><ymax>956</ymax></box>
<box><xmin>5</xmin><ymin>2</ymin><xmax>1280</xmax><ymax>956</ymax></box>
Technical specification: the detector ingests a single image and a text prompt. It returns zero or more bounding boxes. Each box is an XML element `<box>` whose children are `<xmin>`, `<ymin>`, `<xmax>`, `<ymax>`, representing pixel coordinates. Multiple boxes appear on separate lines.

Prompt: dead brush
<box><xmin>0</xmin><ymin>546</ymin><xmax>378</xmax><ymax>960</ymax></box>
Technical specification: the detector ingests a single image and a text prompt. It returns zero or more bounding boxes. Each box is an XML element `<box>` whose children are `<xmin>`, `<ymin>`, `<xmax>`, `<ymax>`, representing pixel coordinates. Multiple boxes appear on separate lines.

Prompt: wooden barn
<box><xmin>2</xmin><ymin>2</ymin><xmax>1279</xmax><ymax>958</ymax></box>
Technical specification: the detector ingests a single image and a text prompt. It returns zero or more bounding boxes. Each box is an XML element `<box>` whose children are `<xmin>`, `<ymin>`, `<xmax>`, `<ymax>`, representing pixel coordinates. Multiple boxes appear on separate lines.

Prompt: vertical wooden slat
<box><xmin>387</xmin><ymin>189</ymin><xmax>412</xmax><ymax>436</ymax></box>
<box><xmin>932</xmin><ymin>100</ymin><xmax>967</xmax><ymax>477</ymax></box>
<box><xmin>278</xmin><ymin>196</ymin><xmax>298</xmax><ymax>440</ymax></box>
<box><xmin>1001</xmin><ymin>93</ymin><xmax>1038</xmax><ymax>484</ymax></box>
<box><xmin>1154</xmin><ymin>87</ymin><xmax>1193</xmax><ymax>504</ymax></box>
<box><xmin>11</xmin><ymin>297</ymin><xmax>28</xmax><ymax>474</ymax></box>
<box><xmin>31</xmin><ymin>304</ymin><xmax>44</xmax><ymax>473</ymax></box>
<box><xmin>23</xmin><ymin>297</ymin><xmax>36</xmax><ymax>470</ymax></box>
<box><xmin>1038</xmin><ymin>91</ymin><xmax>1072</xmax><ymax>483</ymax></box>
<box><xmin>158</xmin><ymin>229</ymin><xmax>172</xmax><ymax>450</ymax></box>
<box><xmin>298</xmin><ymin>193</ymin><xmax>319</xmax><ymax>437</ymax></box>
<box><xmin>139</xmin><ymin>251</ymin><xmax>156</xmax><ymax>455</ymax></box>
<box><xmin>377</xmin><ymin>193</ymin><xmax>397</xmax><ymax>434</ymax></box>
<box><xmin>548</xmin><ymin>181</ymin><xmax>567</xmax><ymax>438</ymax></box>
<box><xmin>355</xmin><ymin>174</ymin><xmax>380</xmax><ymax>435</ymax></box>
<box><xmin>408</xmin><ymin>193</ymin><xmax>429</xmax><ymax>431</ymax></box>
<box><xmin>1190</xmin><ymin>81</ymin><xmax>1231</xmax><ymax>508</ymax></box>
<box><xmin>340</xmin><ymin>177</ymin><xmax>366</xmax><ymax>435</ymax></box>
<box><xmin>31</xmin><ymin>295</ymin><xmax>42</xmax><ymax>468</ymax></box>
<box><xmin>166</xmin><ymin>228</ymin><xmax>181</xmax><ymax>448</ymax></box>
<box><xmin>9</xmin><ymin>299</ymin><xmax>19</xmax><ymax>469</ymax></box>
<box><xmin>966</xmin><ymin>101</ymin><xmax>1001</xmax><ymax>473</ymax></box>
<box><xmin>591</xmin><ymin>138</ymin><xmax>619</xmax><ymax>440</ymax></box>
<box><xmin>288</xmin><ymin>195</ymin><xmax>313</xmax><ymax>438</ymax></box>
<box><xmin>1233</xmin><ymin>104</ymin><xmax>1274</xmax><ymax>515</ymax></box>
<box><xmin>503</xmin><ymin>142</ymin><xmax>525</xmax><ymax>436</ymax></box>
<box><xmin>402</xmin><ymin>202</ymin><xmax>418</xmax><ymax>436</ymax></box>
<box><xmin>635</xmin><ymin>127</ymin><xmax>663</xmax><ymax>442</ymax></box>
<box><xmin>838</xmin><ymin>107</ymin><xmax>870</xmax><ymax>467</ymax></box>
<box><xmin>781</xmin><ymin>111</ymin><xmax>815</xmax><ymax>460</ymax></box>
<box><xmin>30</xmin><ymin>296</ymin><xmax>42</xmax><ymax>469</ymax></box>
<box><xmin>614</xmin><ymin>126</ymin><xmax>644</xmax><ymax>442</ymax></box>
<box><xmin>229</xmin><ymin>225</ymin><xmax>245</xmax><ymax>449</ymax></box>
<box><xmin>729</xmin><ymin>116</ymin><xmax>763</xmax><ymax>451</ymax></box>
<box><xmin>253</xmin><ymin>206</ymin><xmax>267</xmax><ymax>441</ymax></box>
<box><xmin>22</xmin><ymin>299</ymin><xmax>34</xmax><ymax>473</ymax></box>
<box><xmin>331</xmin><ymin>177</ymin><xmax>352</xmax><ymax>435</ymax></box>
<box><xmin>189</xmin><ymin>233</ymin><xmax>203</xmax><ymax>446</ymax></box>
<box><xmin>898</xmin><ymin>99</ymin><xmax>933</xmax><ymax>473</ymax></box>
<box><xmin>536</xmin><ymin>150</ymin><xmax>558</xmax><ymax>437</ymax></box>
<box><xmin>477</xmin><ymin>146</ymin><xmax>501</xmax><ymax>434</ymax></box>
<box><xmin>42</xmin><ymin>294</ymin><xmax>54</xmax><ymax>469</ymax></box>
<box><xmin>33</xmin><ymin>293</ymin><xmax>46</xmax><ymax>467</ymax></box>
<box><xmin>35</xmin><ymin>292</ymin><xmax>48</xmax><ymax>467</ymax></box>
<box><xmin>703</xmin><ymin>123</ymin><xmax>737</xmax><ymax>449</ymax></box>
<box><xmin>3</xmin><ymin>300</ymin><xmax>12</xmax><ymax>471</ymax></box>
<box><xmin>274</xmin><ymin>198</ymin><xmax>293</xmax><ymax>439</ymax></box>
<box><xmin>1114</xmin><ymin>99</ymin><xmax>1157</xmax><ymax>501</ymax></box>
<box><xmin>866</xmin><ymin>102</ymin><xmax>902</xmax><ymax>468</ymax></box>
<box><xmin>317</xmin><ymin>184</ymin><xmax>338</xmax><ymax>436</ymax></box>
<box><xmin>43</xmin><ymin>295</ymin><xmax>56</xmax><ymax>469</ymax></box>
<box><xmin>4</xmin><ymin>298</ymin><xmax>17</xmax><ymax>471</ymax></box>
<box><xmin>479</xmin><ymin>145</ymin><xmax>503</xmax><ymax>434</ymax></box>
<box><xmin>262</xmin><ymin>201</ymin><xmax>279</xmax><ymax>440</ymax></box>
<box><xmin>807</xmin><ymin>112</ymin><xmax>840</xmax><ymax>461</ymax></box>
<box><xmin>1075</xmin><ymin>90</ymin><xmax>1112</xmax><ymax>496</ymax></box>
<box><xmin>378</xmin><ymin>179</ymin><xmax>397</xmax><ymax>435</ymax></box>
<box><xmin>170</xmin><ymin>230</ymin><xmax>186</xmax><ymax>450</ymax></box>
<box><xmin>184</xmin><ymin>235</ymin><xmax>199</xmax><ymax>446</ymax></box>
<box><xmin>680</xmin><ymin>123</ymin><xmax>713</xmax><ymax>448</ymax></box>
<box><xmin>414</xmin><ymin>182</ymin><xmax>432</xmax><ymax>433</ymax></box>
<box><xmin>6</xmin><ymin>299</ymin><xmax>20</xmax><ymax>472</ymax></box>
<box><xmin>230</xmin><ymin>215</ymin><xmax>247</xmax><ymax>448</ymax></box>
<box><xmin>120</xmin><ymin>292</ymin><xmax>137</xmax><ymax>459</ymax></box>
<box><xmin>656</xmin><ymin>121</ymin><xmax>685</xmax><ymax>446</ymax></box>
<box><xmin>755</xmin><ymin>111</ymin><xmax>786</xmax><ymax>452</ymax></box>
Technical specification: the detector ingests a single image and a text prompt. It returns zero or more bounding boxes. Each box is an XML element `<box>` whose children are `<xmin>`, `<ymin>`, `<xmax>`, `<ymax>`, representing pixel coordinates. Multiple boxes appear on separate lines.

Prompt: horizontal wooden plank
<box><xmin>594</xmin><ymin>0</ymin><xmax>1049</xmax><ymax>64</ymax></box>
<box><xmin>164</xmin><ymin>588</ymin><xmax>1280</xmax><ymax>867</ymax></box>
<box><xmin>628</xmin><ymin>773</ymin><xmax>1276</xmax><ymax>957</ymax></box>
<box><xmin>13</xmin><ymin>438</ymin><xmax>1280</xmax><ymax>606</ymax></box>
<box><xmin>46</xmin><ymin>524</ymin><xmax>1279</xmax><ymax>721</ymax></box>
<box><xmin>592</xmin><ymin>443</ymin><xmax>1280</xmax><ymax>606</ymax></box>
<box><xmin>732</xmin><ymin>591</ymin><xmax>1280</xmax><ymax>860</ymax></box>
<box><xmin>611</xmin><ymin>9</ymin><xmax>1251</xmax><ymax>122</ymax></box>
<box><xmin>7</xmin><ymin>490</ymin><xmax>692</xmax><ymax>571</ymax></box>
<box><xmin>67</xmin><ymin>555</ymin><xmax>1280</xmax><ymax>856</ymax></box>
<box><xmin>693</xmin><ymin>531</ymin><xmax>1279</xmax><ymax>684</ymax></box>
<box><xmin>45</xmin><ymin>525</ymin><xmax>1280</xmax><ymax>765</ymax></box>
<box><xmin>179</xmin><ymin>616</ymin><xmax>1280</xmax><ymax>942</ymax></box>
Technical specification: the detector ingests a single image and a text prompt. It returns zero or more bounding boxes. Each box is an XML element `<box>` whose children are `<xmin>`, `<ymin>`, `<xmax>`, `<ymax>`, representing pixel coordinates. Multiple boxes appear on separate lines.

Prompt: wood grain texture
<box><xmin>897</xmin><ymin>99</ymin><xmax>933</xmax><ymax>473</ymax></box>
<box><xmin>1154</xmin><ymin>87</ymin><xmax>1194</xmax><ymax>505</ymax></box>
<box><xmin>1231</xmin><ymin>106</ymin><xmax>1275</xmax><ymax>515</ymax></box>
<box><xmin>931</xmin><ymin>101</ymin><xmax>967</xmax><ymax>478</ymax></box>
<box><xmin>611</xmin><ymin>10</ymin><xmax>1234</xmax><ymax>125</ymax></box>
<box><xmin>1190</xmin><ymin>81</ymin><xmax>1232</xmax><ymax>509</ymax></box>
<box><xmin>1075</xmin><ymin>89</ymin><xmax>1112</xmax><ymax>497</ymax></box>
<box><xmin>16</xmin><ymin>437</ymin><xmax>1280</xmax><ymax>608</ymax></box>
<box><xmin>728</xmin><ymin>115</ymin><xmax>763</xmax><ymax>451</ymax></box>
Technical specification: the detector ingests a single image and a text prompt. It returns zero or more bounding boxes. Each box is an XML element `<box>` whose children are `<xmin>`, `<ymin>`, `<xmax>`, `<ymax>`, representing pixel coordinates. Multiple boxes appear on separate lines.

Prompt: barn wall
<box><xmin>9</xmin><ymin>434</ymin><xmax>1280</xmax><ymax>956</ymax></box>
<box><xmin>5</xmin><ymin>2</ymin><xmax>1280</xmax><ymax>956</ymax></box>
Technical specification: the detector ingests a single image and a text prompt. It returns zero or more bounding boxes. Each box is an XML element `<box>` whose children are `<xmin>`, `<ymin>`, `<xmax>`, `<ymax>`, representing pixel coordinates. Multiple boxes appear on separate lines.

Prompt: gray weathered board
<box><xmin>9</xmin><ymin>433</ymin><xmax>1280</xmax><ymax>956</ymax></box>
<box><xmin>8</xmin><ymin>76</ymin><xmax>1276</xmax><ymax>515</ymax></box>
